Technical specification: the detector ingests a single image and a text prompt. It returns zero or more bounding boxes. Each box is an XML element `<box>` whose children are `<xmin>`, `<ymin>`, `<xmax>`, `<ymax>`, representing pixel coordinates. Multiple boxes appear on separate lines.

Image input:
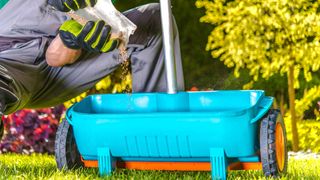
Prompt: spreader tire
<box><xmin>260</xmin><ymin>109</ymin><xmax>288</xmax><ymax>177</ymax></box>
<box><xmin>55</xmin><ymin>118</ymin><xmax>83</xmax><ymax>170</ymax></box>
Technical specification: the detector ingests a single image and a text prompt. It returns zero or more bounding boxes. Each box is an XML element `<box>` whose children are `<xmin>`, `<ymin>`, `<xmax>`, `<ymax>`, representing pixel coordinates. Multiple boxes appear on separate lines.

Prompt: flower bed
<box><xmin>0</xmin><ymin>106</ymin><xmax>65</xmax><ymax>154</ymax></box>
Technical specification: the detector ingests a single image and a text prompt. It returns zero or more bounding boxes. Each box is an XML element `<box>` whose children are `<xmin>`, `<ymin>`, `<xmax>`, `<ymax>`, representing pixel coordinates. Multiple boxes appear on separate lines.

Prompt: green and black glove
<box><xmin>59</xmin><ymin>19</ymin><xmax>119</xmax><ymax>53</ymax></box>
<box><xmin>48</xmin><ymin>0</ymin><xmax>97</xmax><ymax>12</ymax></box>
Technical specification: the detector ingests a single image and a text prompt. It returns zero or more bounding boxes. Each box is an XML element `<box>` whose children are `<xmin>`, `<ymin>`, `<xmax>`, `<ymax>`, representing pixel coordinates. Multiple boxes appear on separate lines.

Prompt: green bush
<box><xmin>285</xmin><ymin>118</ymin><xmax>320</xmax><ymax>153</ymax></box>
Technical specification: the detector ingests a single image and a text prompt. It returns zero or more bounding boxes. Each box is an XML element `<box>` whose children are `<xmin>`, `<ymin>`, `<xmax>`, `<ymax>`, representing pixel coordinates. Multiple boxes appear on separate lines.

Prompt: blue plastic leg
<box><xmin>98</xmin><ymin>147</ymin><xmax>113</xmax><ymax>176</ymax></box>
<box><xmin>210</xmin><ymin>148</ymin><xmax>227</xmax><ymax>180</ymax></box>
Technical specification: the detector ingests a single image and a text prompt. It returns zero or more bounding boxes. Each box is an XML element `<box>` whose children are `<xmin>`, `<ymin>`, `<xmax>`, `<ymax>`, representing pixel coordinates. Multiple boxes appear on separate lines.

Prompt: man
<box><xmin>0</xmin><ymin>0</ymin><xmax>185</xmax><ymax>139</ymax></box>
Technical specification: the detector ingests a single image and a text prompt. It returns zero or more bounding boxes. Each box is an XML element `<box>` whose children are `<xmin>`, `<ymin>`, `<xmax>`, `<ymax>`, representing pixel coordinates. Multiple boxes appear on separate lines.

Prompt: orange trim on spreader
<box><xmin>83</xmin><ymin>159</ymin><xmax>98</xmax><ymax>168</ymax></box>
<box><xmin>82</xmin><ymin>160</ymin><xmax>262</xmax><ymax>171</ymax></box>
<box><xmin>118</xmin><ymin>162</ymin><xmax>211</xmax><ymax>171</ymax></box>
<box><xmin>227</xmin><ymin>162</ymin><xmax>262</xmax><ymax>170</ymax></box>
<box><xmin>275</xmin><ymin>122</ymin><xmax>285</xmax><ymax>172</ymax></box>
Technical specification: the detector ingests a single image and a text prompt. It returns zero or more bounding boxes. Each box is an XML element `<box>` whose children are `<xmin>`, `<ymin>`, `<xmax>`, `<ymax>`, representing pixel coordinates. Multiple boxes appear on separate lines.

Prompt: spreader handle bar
<box><xmin>160</xmin><ymin>0</ymin><xmax>178</xmax><ymax>94</ymax></box>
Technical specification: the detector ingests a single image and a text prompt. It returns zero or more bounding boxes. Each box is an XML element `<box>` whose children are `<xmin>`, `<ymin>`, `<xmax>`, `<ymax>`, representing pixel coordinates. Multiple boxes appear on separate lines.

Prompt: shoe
<box><xmin>0</xmin><ymin>73</ymin><xmax>19</xmax><ymax>140</ymax></box>
<box><xmin>0</xmin><ymin>117</ymin><xmax>3</xmax><ymax>141</ymax></box>
<box><xmin>0</xmin><ymin>102</ymin><xmax>3</xmax><ymax>140</ymax></box>
<box><xmin>0</xmin><ymin>97</ymin><xmax>4</xmax><ymax>140</ymax></box>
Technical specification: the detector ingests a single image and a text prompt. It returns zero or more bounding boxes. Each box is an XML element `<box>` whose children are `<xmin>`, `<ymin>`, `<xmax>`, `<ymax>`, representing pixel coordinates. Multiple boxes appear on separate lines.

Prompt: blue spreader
<box><xmin>67</xmin><ymin>90</ymin><xmax>273</xmax><ymax>179</ymax></box>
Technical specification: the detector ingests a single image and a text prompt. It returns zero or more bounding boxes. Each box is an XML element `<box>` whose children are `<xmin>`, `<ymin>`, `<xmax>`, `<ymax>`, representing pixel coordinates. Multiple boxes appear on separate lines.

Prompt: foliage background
<box><xmin>195</xmin><ymin>0</ymin><xmax>320</xmax><ymax>152</ymax></box>
<box><xmin>1</xmin><ymin>1</ymin><xmax>320</xmax><ymax>153</ymax></box>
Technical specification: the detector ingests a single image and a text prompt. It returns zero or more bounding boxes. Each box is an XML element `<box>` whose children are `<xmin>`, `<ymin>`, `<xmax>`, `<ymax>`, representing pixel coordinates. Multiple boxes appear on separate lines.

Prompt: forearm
<box><xmin>45</xmin><ymin>34</ymin><xmax>82</xmax><ymax>67</ymax></box>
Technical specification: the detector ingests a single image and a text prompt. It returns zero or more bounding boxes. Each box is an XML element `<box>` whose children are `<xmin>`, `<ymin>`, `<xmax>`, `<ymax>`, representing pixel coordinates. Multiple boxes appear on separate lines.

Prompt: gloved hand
<box><xmin>59</xmin><ymin>19</ymin><xmax>119</xmax><ymax>53</ymax></box>
<box><xmin>48</xmin><ymin>0</ymin><xmax>97</xmax><ymax>12</ymax></box>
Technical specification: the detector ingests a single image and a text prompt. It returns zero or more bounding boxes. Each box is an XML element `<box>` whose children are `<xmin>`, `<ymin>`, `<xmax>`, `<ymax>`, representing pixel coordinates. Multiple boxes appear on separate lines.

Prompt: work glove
<box><xmin>48</xmin><ymin>0</ymin><xmax>97</xmax><ymax>12</ymax></box>
<box><xmin>59</xmin><ymin>19</ymin><xmax>119</xmax><ymax>53</ymax></box>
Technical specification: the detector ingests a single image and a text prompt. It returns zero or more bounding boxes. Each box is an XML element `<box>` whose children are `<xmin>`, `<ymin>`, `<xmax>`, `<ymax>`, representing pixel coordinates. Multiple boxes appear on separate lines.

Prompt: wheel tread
<box><xmin>55</xmin><ymin>119</ymin><xmax>83</xmax><ymax>170</ymax></box>
<box><xmin>260</xmin><ymin>109</ymin><xmax>288</xmax><ymax>177</ymax></box>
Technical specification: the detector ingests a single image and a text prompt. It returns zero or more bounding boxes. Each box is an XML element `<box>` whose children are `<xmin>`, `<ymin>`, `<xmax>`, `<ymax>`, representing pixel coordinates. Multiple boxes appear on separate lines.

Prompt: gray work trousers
<box><xmin>0</xmin><ymin>1</ymin><xmax>184</xmax><ymax>114</ymax></box>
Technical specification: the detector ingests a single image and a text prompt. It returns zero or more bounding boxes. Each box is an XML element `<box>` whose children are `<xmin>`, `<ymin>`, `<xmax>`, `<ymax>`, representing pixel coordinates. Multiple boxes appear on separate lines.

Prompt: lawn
<box><xmin>0</xmin><ymin>154</ymin><xmax>319</xmax><ymax>180</ymax></box>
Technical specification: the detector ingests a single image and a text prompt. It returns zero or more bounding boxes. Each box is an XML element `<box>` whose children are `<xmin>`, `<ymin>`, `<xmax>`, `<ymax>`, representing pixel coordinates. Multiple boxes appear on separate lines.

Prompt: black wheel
<box><xmin>55</xmin><ymin>118</ymin><xmax>84</xmax><ymax>170</ymax></box>
<box><xmin>260</xmin><ymin>109</ymin><xmax>288</xmax><ymax>177</ymax></box>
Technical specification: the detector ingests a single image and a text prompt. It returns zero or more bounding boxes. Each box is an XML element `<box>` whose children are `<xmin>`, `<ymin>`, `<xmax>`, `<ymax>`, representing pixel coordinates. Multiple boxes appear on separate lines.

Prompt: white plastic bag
<box><xmin>74</xmin><ymin>0</ymin><xmax>137</xmax><ymax>48</ymax></box>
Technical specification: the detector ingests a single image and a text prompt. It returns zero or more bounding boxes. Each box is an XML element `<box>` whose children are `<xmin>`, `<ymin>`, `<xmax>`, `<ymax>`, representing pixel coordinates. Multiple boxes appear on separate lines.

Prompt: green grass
<box><xmin>0</xmin><ymin>154</ymin><xmax>319</xmax><ymax>180</ymax></box>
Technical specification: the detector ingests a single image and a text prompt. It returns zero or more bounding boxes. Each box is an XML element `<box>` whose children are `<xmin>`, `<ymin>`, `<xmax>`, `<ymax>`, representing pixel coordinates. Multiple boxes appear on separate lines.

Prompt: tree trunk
<box><xmin>273</xmin><ymin>96</ymin><xmax>279</xmax><ymax>109</ymax></box>
<box><xmin>280</xmin><ymin>92</ymin><xmax>285</xmax><ymax>116</ymax></box>
<box><xmin>288</xmin><ymin>66</ymin><xmax>299</xmax><ymax>152</ymax></box>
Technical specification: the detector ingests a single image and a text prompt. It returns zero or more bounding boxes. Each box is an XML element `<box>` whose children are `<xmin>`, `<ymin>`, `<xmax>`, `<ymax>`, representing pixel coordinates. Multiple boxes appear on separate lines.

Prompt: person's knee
<box><xmin>126</xmin><ymin>3</ymin><xmax>162</xmax><ymax>45</ymax></box>
<box><xmin>137</xmin><ymin>3</ymin><xmax>160</xmax><ymax>14</ymax></box>
<box><xmin>137</xmin><ymin>3</ymin><xmax>161</xmax><ymax>33</ymax></box>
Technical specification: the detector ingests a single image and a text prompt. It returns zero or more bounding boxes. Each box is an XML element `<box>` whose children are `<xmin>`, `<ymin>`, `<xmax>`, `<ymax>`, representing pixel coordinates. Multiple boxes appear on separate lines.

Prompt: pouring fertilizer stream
<box><xmin>0</xmin><ymin>0</ymin><xmax>288</xmax><ymax>180</ymax></box>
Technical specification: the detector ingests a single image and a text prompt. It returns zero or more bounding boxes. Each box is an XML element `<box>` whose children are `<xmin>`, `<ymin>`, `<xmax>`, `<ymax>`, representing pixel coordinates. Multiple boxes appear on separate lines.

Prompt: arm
<box><xmin>46</xmin><ymin>34</ymin><xmax>82</xmax><ymax>67</ymax></box>
<box><xmin>46</xmin><ymin>19</ymin><xmax>120</xmax><ymax>67</ymax></box>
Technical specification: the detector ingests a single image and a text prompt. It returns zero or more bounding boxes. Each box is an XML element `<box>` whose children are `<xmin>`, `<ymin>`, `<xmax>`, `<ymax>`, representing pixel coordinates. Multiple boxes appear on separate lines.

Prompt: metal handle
<box><xmin>160</xmin><ymin>0</ymin><xmax>178</xmax><ymax>94</ymax></box>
